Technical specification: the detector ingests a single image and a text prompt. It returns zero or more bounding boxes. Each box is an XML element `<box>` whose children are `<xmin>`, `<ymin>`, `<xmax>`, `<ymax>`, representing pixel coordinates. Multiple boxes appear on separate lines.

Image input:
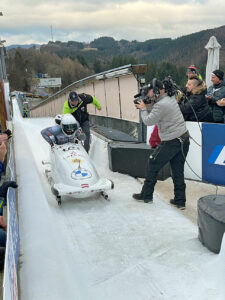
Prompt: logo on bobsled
<box><xmin>71</xmin><ymin>167</ymin><xmax>92</xmax><ymax>179</ymax></box>
<box><xmin>72</xmin><ymin>158</ymin><xmax>82</xmax><ymax>164</ymax></box>
<box><xmin>81</xmin><ymin>183</ymin><xmax>89</xmax><ymax>188</ymax></box>
<box><xmin>71</xmin><ymin>159</ymin><xmax>92</xmax><ymax>179</ymax></box>
<box><xmin>65</xmin><ymin>151</ymin><xmax>85</xmax><ymax>159</ymax></box>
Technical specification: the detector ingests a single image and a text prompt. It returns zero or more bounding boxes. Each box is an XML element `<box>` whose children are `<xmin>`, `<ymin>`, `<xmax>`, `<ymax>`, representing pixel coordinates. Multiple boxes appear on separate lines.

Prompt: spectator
<box><xmin>0</xmin><ymin>181</ymin><xmax>18</xmax><ymax>230</ymax></box>
<box><xmin>186</xmin><ymin>65</ymin><xmax>203</xmax><ymax>83</ymax></box>
<box><xmin>62</xmin><ymin>91</ymin><xmax>101</xmax><ymax>153</ymax></box>
<box><xmin>216</xmin><ymin>98</ymin><xmax>225</xmax><ymax>123</ymax></box>
<box><xmin>0</xmin><ymin>130</ymin><xmax>12</xmax><ymax>180</ymax></box>
<box><xmin>0</xmin><ymin>246</ymin><xmax>5</xmax><ymax>271</ymax></box>
<box><xmin>0</xmin><ymin>140</ymin><xmax>7</xmax><ymax>267</ymax></box>
<box><xmin>41</xmin><ymin>114</ymin><xmax>85</xmax><ymax>147</ymax></box>
<box><xmin>0</xmin><ymin>141</ymin><xmax>7</xmax><ymax>181</ymax></box>
<box><xmin>0</xmin><ymin>129</ymin><xmax>16</xmax><ymax>270</ymax></box>
<box><xmin>0</xmin><ymin>180</ymin><xmax>18</xmax><ymax>271</ymax></box>
<box><xmin>179</xmin><ymin>76</ymin><xmax>213</xmax><ymax>122</ymax></box>
<box><xmin>205</xmin><ymin>70</ymin><xmax>225</xmax><ymax>123</ymax></box>
<box><xmin>0</xmin><ymin>134</ymin><xmax>8</xmax><ymax>143</ymax></box>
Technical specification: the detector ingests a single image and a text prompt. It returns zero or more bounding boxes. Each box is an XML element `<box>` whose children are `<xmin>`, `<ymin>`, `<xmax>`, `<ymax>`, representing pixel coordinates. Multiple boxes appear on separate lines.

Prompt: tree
<box><xmin>90</xmin><ymin>37</ymin><xmax>119</xmax><ymax>52</ymax></box>
<box><xmin>76</xmin><ymin>55</ymin><xmax>88</xmax><ymax>67</ymax></box>
<box><xmin>93</xmin><ymin>59</ymin><xmax>103</xmax><ymax>73</ymax></box>
<box><xmin>110</xmin><ymin>55</ymin><xmax>138</xmax><ymax>69</ymax></box>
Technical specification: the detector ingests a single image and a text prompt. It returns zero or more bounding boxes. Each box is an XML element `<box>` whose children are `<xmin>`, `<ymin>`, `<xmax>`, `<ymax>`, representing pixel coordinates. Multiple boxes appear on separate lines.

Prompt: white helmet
<box><xmin>55</xmin><ymin>114</ymin><xmax>63</xmax><ymax>125</ymax></box>
<box><xmin>61</xmin><ymin>114</ymin><xmax>78</xmax><ymax>137</ymax></box>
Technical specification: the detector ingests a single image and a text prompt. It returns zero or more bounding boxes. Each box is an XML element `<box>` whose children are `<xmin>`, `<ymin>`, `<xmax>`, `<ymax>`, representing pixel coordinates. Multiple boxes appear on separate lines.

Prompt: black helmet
<box><xmin>69</xmin><ymin>91</ymin><xmax>79</xmax><ymax>102</ymax></box>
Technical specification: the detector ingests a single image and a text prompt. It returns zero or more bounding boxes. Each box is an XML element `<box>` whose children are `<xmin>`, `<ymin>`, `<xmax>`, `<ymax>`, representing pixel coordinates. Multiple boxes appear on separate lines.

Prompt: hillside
<box><xmin>6</xmin><ymin>44</ymin><xmax>40</xmax><ymax>50</ymax></box>
<box><xmin>40</xmin><ymin>25</ymin><xmax>225</xmax><ymax>68</ymax></box>
<box><xmin>6</xmin><ymin>25</ymin><xmax>225</xmax><ymax>92</ymax></box>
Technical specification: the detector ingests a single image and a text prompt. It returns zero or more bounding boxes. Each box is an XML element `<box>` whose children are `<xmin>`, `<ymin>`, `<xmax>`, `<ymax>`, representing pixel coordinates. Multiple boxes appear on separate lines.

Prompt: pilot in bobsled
<box><xmin>41</xmin><ymin>113</ymin><xmax>85</xmax><ymax>147</ymax></box>
<box><xmin>41</xmin><ymin>114</ymin><xmax>113</xmax><ymax>205</ymax></box>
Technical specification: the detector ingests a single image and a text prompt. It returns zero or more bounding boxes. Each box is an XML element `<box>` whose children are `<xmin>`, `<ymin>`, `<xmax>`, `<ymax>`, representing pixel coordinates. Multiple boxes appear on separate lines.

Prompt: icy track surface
<box><xmin>13</xmin><ymin>99</ymin><xmax>225</xmax><ymax>300</ymax></box>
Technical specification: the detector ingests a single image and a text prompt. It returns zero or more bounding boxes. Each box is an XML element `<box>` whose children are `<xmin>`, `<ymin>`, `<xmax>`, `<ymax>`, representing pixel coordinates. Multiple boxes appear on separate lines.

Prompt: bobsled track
<box><xmin>12</xmin><ymin>98</ymin><xmax>225</xmax><ymax>300</ymax></box>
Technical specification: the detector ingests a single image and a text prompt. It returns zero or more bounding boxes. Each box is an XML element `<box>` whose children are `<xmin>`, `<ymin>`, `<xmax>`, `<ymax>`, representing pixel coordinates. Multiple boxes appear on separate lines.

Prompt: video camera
<box><xmin>133</xmin><ymin>84</ymin><xmax>152</xmax><ymax>105</ymax></box>
<box><xmin>162</xmin><ymin>76</ymin><xmax>178</xmax><ymax>97</ymax></box>
<box><xmin>134</xmin><ymin>76</ymin><xmax>187</xmax><ymax>106</ymax></box>
<box><xmin>163</xmin><ymin>76</ymin><xmax>187</xmax><ymax>103</ymax></box>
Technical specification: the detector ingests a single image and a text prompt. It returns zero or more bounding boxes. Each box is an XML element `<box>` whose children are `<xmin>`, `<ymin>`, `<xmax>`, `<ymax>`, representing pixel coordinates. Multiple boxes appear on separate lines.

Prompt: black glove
<box><xmin>3</xmin><ymin>129</ymin><xmax>12</xmax><ymax>139</ymax></box>
<box><xmin>0</xmin><ymin>181</ymin><xmax>18</xmax><ymax>198</ymax></box>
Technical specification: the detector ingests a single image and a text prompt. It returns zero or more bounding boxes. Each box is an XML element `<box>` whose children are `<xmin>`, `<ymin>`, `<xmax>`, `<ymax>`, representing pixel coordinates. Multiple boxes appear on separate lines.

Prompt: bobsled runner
<box><xmin>42</xmin><ymin>141</ymin><xmax>114</xmax><ymax>205</ymax></box>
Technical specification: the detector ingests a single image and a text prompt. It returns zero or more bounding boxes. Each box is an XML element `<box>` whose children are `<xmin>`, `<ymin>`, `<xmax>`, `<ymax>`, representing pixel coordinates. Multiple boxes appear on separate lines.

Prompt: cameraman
<box><xmin>133</xmin><ymin>79</ymin><xmax>190</xmax><ymax>210</ymax></box>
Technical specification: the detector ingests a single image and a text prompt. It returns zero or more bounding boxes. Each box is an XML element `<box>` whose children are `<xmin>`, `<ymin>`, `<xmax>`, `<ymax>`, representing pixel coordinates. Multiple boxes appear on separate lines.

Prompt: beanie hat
<box><xmin>212</xmin><ymin>69</ymin><xmax>224</xmax><ymax>80</ymax></box>
<box><xmin>68</xmin><ymin>91</ymin><xmax>79</xmax><ymax>102</ymax></box>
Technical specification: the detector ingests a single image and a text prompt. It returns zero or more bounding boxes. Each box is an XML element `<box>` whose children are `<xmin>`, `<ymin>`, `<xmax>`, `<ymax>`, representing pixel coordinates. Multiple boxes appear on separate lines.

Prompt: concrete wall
<box><xmin>30</xmin><ymin>74</ymin><xmax>139</xmax><ymax>123</ymax></box>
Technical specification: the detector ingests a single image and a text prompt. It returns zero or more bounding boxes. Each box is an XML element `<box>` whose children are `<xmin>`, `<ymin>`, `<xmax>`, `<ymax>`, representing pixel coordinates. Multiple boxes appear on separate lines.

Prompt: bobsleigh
<box><xmin>43</xmin><ymin>140</ymin><xmax>114</xmax><ymax>205</ymax></box>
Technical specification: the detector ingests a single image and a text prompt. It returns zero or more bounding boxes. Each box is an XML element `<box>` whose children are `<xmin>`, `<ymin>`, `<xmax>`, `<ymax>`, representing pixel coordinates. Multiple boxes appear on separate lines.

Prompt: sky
<box><xmin>0</xmin><ymin>0</ymin><xmax>225</xmax><ymax>46</ymax></box>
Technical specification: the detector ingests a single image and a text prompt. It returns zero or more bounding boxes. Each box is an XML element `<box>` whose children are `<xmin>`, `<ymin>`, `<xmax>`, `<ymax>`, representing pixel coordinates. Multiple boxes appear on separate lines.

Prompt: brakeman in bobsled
<box><xmin>41</xmin><ymin>114</ymin><xmax>113</xmax><ymax>205</ymax></box>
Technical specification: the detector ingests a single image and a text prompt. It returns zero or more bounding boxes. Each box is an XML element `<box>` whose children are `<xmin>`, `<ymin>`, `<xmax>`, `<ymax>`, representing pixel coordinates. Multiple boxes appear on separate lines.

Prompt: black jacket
<box><xmin>179</xmin><ymin>82</ymin><xmax>213</xmax><ymax>122</ymax></box>
<box><xmin>63</xmin><ymin>93</ymin><xmax>94</xmax><ymax>125</ymax></box>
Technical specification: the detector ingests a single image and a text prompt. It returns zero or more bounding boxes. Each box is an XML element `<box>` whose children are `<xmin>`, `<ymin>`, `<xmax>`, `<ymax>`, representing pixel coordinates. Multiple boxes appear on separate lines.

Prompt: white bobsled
<box><xmin>43</xmin><ymin>141</ymin><xmax>114</xmax><ymax>205</ymax></box>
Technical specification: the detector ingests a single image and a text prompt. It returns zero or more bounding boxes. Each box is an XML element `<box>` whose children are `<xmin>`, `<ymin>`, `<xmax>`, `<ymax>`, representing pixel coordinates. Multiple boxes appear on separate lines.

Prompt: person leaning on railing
<box><xmin>0</xmin><ymin>130</ymin><xmax>18</xmax><ymax>228</ymax></box>
<box><xmin>179</xmin><ymin>76</ymin><xmax>213</xmax><ymax>122</ymax></box>
<box><xmin>0</xmin><ymin>131</ymin><xmax>18</xmax><ymax>271</ymax></box>
<box><xmin>216</xmin><ymin>97</ymin><xmax>225</xmax><ymax>123</ymax></box>
<box><xmin>0</xmin><ymin>139</ymin><xmax>7</xmax><ymax>181</ymax></box>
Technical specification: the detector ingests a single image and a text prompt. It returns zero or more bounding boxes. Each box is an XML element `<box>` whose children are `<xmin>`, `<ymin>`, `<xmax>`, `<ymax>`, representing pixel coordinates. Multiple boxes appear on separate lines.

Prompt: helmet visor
<box><xmin>62</xmin><ymin>123</ymin><xmax>78</xmax><ymax>135</ymax></box>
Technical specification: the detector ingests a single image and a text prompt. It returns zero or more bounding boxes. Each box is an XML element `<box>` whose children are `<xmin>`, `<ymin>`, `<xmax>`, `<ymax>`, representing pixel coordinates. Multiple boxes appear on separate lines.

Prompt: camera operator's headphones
<box><xmin>151</xmin><ymin>78</ymin><xmax>160</xmax><ymax>97</ymax></box>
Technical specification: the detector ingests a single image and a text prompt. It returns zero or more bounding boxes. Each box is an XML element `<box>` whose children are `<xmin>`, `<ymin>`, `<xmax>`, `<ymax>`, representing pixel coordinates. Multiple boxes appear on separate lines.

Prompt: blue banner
<box><xmin>202</xmin><ymin>123</ymin><xmax>225</xmax><ymax>185</ymax></box>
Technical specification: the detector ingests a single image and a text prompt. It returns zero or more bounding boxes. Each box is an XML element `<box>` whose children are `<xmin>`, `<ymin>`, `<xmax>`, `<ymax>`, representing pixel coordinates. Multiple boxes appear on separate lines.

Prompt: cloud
<box><xmin>0</xmin><ymin>0</ymin><xmax>225</xmax><ymax>45</ymax></box>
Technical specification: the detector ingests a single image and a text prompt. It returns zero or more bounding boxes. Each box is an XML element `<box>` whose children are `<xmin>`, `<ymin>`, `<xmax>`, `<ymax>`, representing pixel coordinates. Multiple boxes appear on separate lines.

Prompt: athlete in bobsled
<box><xmin>41</xmin><ymin>113</ymin><xmax>85</xmax><ymax>146</ymax></box>
<box><xmin>41</xmin><ymin>114</ymin><xmax>113</xmax><ymax>205</ymax></box>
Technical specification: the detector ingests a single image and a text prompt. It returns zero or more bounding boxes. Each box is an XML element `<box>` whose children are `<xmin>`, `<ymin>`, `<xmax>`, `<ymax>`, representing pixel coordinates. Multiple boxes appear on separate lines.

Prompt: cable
<box><xmin>178</xmin><ymin>91</ymin><xmax>204</xmax><ymax>146</ymax></box>
<box><xmin>213</xmin><ymin>185</ymin><xmax>219</xmax><ymax>200</ymax></box>
<box><xmin>180</xmin><ymin>136</ymin><xmax>220</xmax><ymax>196</ymax></box>
<box><xmin>189</xmin><ymin>135</ymin><xmax>201</xmax><ymax>147</ymax></box>
<box><xmin>180</xmin><ymin>139</ymin><xmax>203</xmax><ymax>181</ymax></box>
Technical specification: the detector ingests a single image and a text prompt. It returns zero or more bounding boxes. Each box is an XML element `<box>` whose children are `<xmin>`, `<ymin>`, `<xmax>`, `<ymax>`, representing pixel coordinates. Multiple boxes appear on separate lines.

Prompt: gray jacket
<box><xmin>141</xmin><ymin>93</ymin><xmax>187</xmax><ymax>141</ymax></box>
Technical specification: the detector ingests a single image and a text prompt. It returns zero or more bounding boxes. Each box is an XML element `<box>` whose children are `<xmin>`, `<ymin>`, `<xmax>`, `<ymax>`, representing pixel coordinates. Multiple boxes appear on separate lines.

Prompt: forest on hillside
<box><xmin>6</xmin><ymin>47</ymin><xmax>189</xmax><ymax>92</ymax></box>
<box><xmin>5</xmin><ymin>25</ymin><xmax>225</xmax><ymax>92</ymax></box>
